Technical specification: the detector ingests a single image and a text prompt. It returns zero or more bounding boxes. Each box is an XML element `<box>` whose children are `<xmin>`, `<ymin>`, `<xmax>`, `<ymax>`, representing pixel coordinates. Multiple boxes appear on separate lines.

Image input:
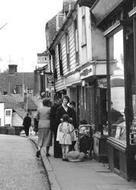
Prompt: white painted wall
<box><xmin>77</xmin><ymin>5</ymin><xmax>92</xmax><ymax>65</ymax></box>
<box><xmin>0</xmin><ymin>103</ymin><xmax>4</xmax><ymax>126</ymax></box>
<box><xmin>77</xmin><ymin>5</ymin><xmax>106</xmax><ymax>63</ymax></box>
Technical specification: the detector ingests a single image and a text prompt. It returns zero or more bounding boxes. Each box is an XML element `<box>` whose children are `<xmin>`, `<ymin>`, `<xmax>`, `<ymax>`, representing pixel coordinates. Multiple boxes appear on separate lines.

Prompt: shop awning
<box><xmin>91</xmin><ymin>0</ymin><xmax>123</xmax><ymax>25</ymax></box>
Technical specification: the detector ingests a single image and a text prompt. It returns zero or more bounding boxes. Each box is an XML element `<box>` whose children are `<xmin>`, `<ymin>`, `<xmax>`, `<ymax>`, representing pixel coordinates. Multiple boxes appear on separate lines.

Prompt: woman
<box><xmin>36</xmin><ymin>98</ymin><xmax>52</xmax><ymax>158</ymax></box>
<box><xmin>56</xmin><ymin>95</ymin><xmax>77</xmax><ymax>157</ymax></box>
<box><xmin>56</xmin><ymin>96</ymin><xmax>76</xmax><ymax>127</ymax></box>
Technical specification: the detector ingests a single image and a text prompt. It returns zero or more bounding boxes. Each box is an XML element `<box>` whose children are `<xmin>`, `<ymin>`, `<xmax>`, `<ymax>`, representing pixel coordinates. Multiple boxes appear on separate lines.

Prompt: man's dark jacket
<box><xmin>23</xmin><ymin>116</ymin><xmax>31</xmax><ymax>129</ymax></box>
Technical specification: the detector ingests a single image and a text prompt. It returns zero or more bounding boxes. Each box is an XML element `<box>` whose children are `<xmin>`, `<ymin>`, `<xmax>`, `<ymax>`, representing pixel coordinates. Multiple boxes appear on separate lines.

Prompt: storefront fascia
<box><xmin>103</xmin><ymin>1</ymin><xmax>136</xmax><ymax>180</ymax></box>
<box><xmin>65</xmin><ymin>72</ymin><xmax>81</xmax><ymax>105</ymax></box>
<box><xmin>79</xmin><ymin>62</ymin><xmax>108</xmax><ymax>162</ymax></box>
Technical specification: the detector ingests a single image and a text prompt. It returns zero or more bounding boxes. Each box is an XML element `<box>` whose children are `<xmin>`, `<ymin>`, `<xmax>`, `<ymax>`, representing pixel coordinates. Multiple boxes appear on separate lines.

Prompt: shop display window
<box><xmin>109</xmin><ymin>29</ymin><xmax>126</xmax><ymax>141</ymax></box>
<box><xmin>109</xmin><ymin>25</ymin><xmax>136</xmax><ymax>144</ymax></box>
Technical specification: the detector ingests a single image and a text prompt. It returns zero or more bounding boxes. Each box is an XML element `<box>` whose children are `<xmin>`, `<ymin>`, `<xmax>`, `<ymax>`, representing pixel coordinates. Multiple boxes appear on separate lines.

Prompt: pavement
<box><xmin>0</xmin><ymin>135</ymin><xmax>50</xmax><ymax>190</ymax></box>
<box><xmin>29</xmin><ymin>135</ymin><xmax>136</xmax><ymax>190</ymax></box>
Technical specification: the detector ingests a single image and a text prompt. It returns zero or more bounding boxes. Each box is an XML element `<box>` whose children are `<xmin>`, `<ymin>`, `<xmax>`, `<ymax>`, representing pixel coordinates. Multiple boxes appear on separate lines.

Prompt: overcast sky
<box><xmin>0</xmin><ymin>0</ymin><xmax>63</xmax><ymax>72</ymax></box>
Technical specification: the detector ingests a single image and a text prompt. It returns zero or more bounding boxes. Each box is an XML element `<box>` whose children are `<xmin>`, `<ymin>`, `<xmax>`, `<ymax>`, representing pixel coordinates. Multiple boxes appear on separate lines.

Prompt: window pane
<box><xmin>109</xmin><ymin>30</ymin><xmax>125</xmax><ymax>139</ymax></box>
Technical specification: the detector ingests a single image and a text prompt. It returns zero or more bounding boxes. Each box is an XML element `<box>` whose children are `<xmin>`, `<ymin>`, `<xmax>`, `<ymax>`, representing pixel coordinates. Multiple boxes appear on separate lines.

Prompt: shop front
<box><xmin>79</xmin><ymin>62</ymin><xmax>108</xmax><ymax>162</ymax></box>
<box><xmin>104</xmin><ymin>1</ymin><xmax>136</xmax><ymax>180</ymax></box>
<box><xmin>78</xmin><ymin>0</ymin><xmax>136</xmax><ymax>179</ymax></box>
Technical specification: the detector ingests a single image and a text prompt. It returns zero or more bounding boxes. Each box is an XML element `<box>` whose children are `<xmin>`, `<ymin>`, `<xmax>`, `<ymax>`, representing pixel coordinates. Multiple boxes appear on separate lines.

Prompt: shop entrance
<box><xmin>96</xmin><ymin>88</ymin><xmax>107</xmax><ymax>134</ymax></box>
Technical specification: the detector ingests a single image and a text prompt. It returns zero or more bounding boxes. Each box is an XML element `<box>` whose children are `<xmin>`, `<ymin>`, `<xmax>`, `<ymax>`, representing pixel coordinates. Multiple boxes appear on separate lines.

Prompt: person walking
<box><xmin>23</xmin><ymin>113</ymin><xmax>31</xmax><ymax>137</ymax></box>
<box><xmin>36</xmin><ymin>98</ymin><xmax>52</xmax><ymax>158</ymax></box>
<box><xmin>33</xmin><ymin>117</ymin><xmax>38</xmax><ymax>135</ymax></box>
<box><xmin>56</xmin><ymin>114</ymin><xmax>76</xmax><ymax>161</ymax></box>
<box><xmin>56</xmin><ymin>95</ymin><xmax>77</xmax><ymax>157</ymax></box>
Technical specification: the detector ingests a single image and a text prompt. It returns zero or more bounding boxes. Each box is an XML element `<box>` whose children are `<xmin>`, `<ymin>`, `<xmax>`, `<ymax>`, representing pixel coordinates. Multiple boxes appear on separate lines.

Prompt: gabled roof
<box><xmin>48</xmin><ymin>1</ymin><xmax>78</xmax><ymax>50</ymax></box>
<box><xmin>0</xmin><ymin>72</ymin><xmax>34</xmax><ymax>94</ymax></box>
<box><xmin>0</xmin><ymin>94</ymin><xmax>37</xmax><ymax>111</ymax></box>
<box><xmin>14</xmin><ymin>108</ymin><xmax>26</xmax><ymax>119</ymax></box>
<box><xmin>0</xmin><ymin>94</ymin><xmax>22</xmax><ymax>109</ymax></box>
<box><xmin>45</xmin><ymin>12</ymin><xmax>64</xmax><ymax>49</ymax></box>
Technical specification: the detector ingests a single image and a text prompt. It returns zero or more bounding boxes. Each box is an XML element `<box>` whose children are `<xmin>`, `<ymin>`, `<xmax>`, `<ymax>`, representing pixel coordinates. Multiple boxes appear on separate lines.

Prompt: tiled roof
<box><xmin>14</xmin><ymin>107</ymin><xmax>26</xmax><ymax>119</ymax></box>
<box><xmin>0</xmin><ymin>94</ymin><xmax>21</xmax><ymax>109</ymax></box>
<box><xmin>0</xmin><ymin>72</ymin><xmax>34</xmax><ymax>94</ymax></box>
<box><xmin>45</xmin><ymin>15</ymin><xmax>58</xmax><ymax>48</ymax></box>
<box><xmin>0</xmin><ymin>94</ymin><xmax>37</xmax><ymax>111</ymax></box>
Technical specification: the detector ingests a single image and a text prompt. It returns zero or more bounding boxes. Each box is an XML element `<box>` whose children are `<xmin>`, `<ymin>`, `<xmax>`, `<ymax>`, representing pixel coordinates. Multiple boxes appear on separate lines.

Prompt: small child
<box><xmin>56</xmin><ymin>114</ymin><xmax>76</xmax><ymax>161</ymax></box>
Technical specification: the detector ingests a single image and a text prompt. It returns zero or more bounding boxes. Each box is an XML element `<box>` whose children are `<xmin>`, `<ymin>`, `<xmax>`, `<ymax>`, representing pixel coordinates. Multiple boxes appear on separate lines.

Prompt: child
<box><xmin>56</xmin><ymin>114</ymin><xmax>76</xmax><ymax>161</ymax></box>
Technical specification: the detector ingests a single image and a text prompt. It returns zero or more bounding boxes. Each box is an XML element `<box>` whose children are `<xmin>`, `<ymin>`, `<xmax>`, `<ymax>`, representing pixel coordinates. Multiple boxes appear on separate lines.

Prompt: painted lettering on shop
<box><xmin>80</xmin><ymin>67</ymin><xmax>93</xmax><ymax>78</ymax></box>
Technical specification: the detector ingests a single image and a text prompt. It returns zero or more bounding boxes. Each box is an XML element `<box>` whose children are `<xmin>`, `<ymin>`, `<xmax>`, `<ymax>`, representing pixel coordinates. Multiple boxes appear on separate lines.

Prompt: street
<box><xmin>0</xmin><ymin>135</ymin><xmax>50</xmax><ymax>190</ymax></box>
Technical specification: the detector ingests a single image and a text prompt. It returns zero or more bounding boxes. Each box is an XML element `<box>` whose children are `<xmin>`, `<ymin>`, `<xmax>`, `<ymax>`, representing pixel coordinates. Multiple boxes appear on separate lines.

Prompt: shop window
<box><xmin>81</xmin><ymin>6</ymin><xmax>86</xmax><ymax>16</ymax></box>
<box><xmin>109</xmin><ymin>29</ymin><xmax>126</xmax><ymax>139</ymax></box>
<box><xmin>65</xmin><ymin>32</ymin><xmax>70</xmax><ymax>69</ymax></box>
<box><xmin>74</xmin><ymin>18</ymin><xmax>79</xmax><ymax>64</ymax></box>
<box><xmin>58</xmin><ymin>43</ymin><xmax>63</xmax><ymax>76</ymax></box>
<box><xmin>52</xmin><ymin>52</ymin><xmax>58</xmax><ymax>79</ymax></box>
<box><xmin>82</xmin><ymin>15</ymin><xmax>87</xmax><ymax>46</ymax></box>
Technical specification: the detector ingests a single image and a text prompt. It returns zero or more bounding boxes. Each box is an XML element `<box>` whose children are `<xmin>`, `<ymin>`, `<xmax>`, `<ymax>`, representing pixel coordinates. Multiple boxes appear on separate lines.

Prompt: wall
<box><xmin>91</xmin><ymin>19</ymin><xmax>106</xmax><ymax>60</ymax></box>
<box><xmin>54</xmin><ymin>12</ymin><xmax>77</xmax><ymax>92</ymax></box>
<box><xmin>0</xmin><ymin>103</ymin><xmax>4</xmax><ymax>126</ymax></box>
<box><xmin>77</xmin><ymin>6</ymin><xmax>92</xmax><ymax>65</ymax></box>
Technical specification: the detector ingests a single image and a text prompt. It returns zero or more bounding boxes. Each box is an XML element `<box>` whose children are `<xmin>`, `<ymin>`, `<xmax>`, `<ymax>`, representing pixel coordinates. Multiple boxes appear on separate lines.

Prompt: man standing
<box><xmin>23</xmin><ymin>113</ymin><xmax>31</xmax><ymax>136</ymax></box>
<box><xmin>50</xmin><ymin>96</ymin><xmax>62</xmax><ymax>158</ymax></box>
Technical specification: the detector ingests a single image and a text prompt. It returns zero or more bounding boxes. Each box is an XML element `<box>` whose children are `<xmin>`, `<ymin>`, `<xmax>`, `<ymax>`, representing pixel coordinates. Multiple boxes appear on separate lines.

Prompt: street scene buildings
<box><xmin>35</xmin><ymin>0</ymin><xmax>136</xmax><ymax>181</ymax></box>
<box><xmin>1</xmin><ymin>0</ymin><xmax>136</xmax><ymax>189</ymax></box>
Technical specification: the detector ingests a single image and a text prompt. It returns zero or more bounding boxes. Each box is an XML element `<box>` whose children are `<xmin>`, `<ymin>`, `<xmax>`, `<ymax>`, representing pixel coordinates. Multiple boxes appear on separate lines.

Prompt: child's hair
<box><xmin>62</xmin><ymin>114</ymin><xmax>70</xmax><ymax>122</ymax></box>
<box><xmin>69</xmin><ymin>101</ymin><xmax>76</xmax><ymax>107</ymax></box>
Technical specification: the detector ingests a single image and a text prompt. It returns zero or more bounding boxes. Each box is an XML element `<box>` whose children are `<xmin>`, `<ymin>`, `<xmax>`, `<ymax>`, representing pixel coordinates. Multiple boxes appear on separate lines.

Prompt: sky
<box><xmin>0</xmin><ymin>0</ymin><xmax>63</xmax><ymax>72</ymax></box>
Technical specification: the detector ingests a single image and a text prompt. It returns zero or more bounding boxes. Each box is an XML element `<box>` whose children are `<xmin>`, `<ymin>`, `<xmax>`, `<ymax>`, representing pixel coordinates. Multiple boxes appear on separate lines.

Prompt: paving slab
<box><xmin>29</xmin><ymin>136</ymin><xmax>136</xmax><ymax>190</ymax></box>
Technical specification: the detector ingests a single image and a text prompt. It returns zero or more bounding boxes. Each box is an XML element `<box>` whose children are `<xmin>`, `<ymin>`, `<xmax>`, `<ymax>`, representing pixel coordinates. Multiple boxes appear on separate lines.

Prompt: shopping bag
<box><xmin>29</xmin><ymin>126</ymin><xmax>35</xmax><ymax>136</ymax></box>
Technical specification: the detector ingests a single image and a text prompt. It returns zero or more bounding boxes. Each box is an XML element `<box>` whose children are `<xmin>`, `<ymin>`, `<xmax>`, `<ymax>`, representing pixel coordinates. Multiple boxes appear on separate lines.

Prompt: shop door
<box><xmin>77</xmin><ymin>86</ymin><xmax>81</xmax><ymax>126</ymax></box>
<box><xmin>86</xmin><ymin>86</ymin><xmax>95</xmax><ymax>124</ymax></box>
<box><xmin>96</xmin><ymin>88</ymin><xmax>107</xmax><ymax>134</ymax></box>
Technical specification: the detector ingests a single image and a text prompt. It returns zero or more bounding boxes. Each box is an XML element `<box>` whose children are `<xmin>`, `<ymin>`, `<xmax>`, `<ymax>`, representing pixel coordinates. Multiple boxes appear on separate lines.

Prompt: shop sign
<box><xmin>37</xmin><ymin>52</ymin><xmax>49</xmax><ymax>65</ymax></box>
<box><xmin>80</xmin><ymin>65</ymin><xmax>93</xmax><ymax>80</ymax></box>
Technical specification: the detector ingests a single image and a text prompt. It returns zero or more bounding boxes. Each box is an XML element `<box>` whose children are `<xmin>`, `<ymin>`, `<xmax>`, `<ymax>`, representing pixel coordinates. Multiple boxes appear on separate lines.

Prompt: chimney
<box><xmin>8</xmin><ymin>64</ymin><xmax>17</xmax><ymax>74</ymax></box>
